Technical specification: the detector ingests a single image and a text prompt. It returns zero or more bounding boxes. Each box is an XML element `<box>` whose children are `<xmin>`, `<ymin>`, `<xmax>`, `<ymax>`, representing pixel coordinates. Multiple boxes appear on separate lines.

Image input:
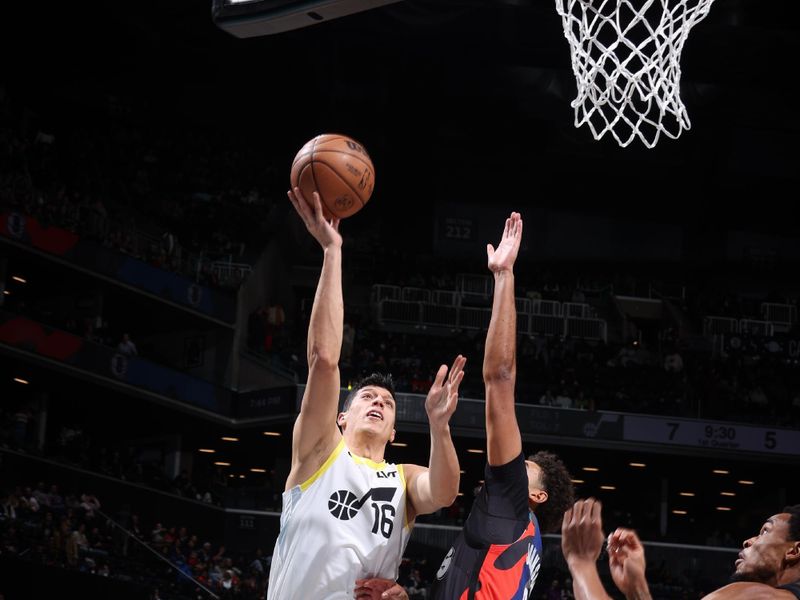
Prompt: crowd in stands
<box><xmin>0</xmin><ymin>473</ymin><xmax>489</xmax><ymax>599</ymax></box>
<box><xmin>0</xmin><ymin>478</ymin><xmax>268</xmax><ymax>599</ymax></box>
<box><xmin>270</xmin><ymin>238</ymin><xmax>800</xmax><ymax>427</ymax></box>
<box><xmin>3</xmin><ymin>287</ymin><xmax>132</xmax><ymax>354</ymax></box>
<box><xmin>0</xmin><ymin>403</ymin><xmax>226</xmax><ymax>507</ymax></box>
<box><xmin>1</xmin><ymin>82</ymin><xmax>283</xmax><ymax>291</ymax></box>
<box><xmin>278</xmin><ymin>310</ymin><xmax>800</xmax><ymax>427</ymax></box>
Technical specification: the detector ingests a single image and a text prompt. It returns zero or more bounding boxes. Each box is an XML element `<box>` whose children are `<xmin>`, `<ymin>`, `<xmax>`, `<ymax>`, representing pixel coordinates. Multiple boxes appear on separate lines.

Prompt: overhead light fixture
<box><xmin>738</xmin><ymin>480</ymin><xmax>754</xmax><ymax>485</ymax></box>
<box><xmin>12</xmin><ymin>276</ymin><xmax>26</xmax><ymax>284</ymax></box>
<box><xmin>250</xmin><ymin>468</ymin><xmax>266</xmax><ymax>473</ymax></box>
<box><xmin>263</xmin><ymin>431</ymin><xmax>281</xmax><ymax>437</ymax></box>
<box><xmin>679</xmin><ymin>492</ymin><xmax>695</xmax><ymax>497</ymax></box>
<box><xmin>629</xmin><ymin>462</ymin><xmax>646</xmax><ymax>468</ymax></box>
<box><xmin>672</xmin><ymin>510</ymin><xmax>687</xmax><ymax>515</ymax></box>
<box><xmin>214</xmin><ymin>461</ymin><xmax>231</xmax><ymax>467</ymax></box>
<box><xmin>721</xmin><ymin>492</ymin><xmax>736</xmax><ymax>497</ymax></box>
<box><xmin>582</xmin><ymin>467</ymin><xmax>599</xmax><ymax>472</ymax></box>
<box><xmin>478</xmin><ymin>480</ymin><xmax>484</xmax><ymax>484</ymax></box>
<box><xmin>198</xmin><ymin>449</ymin><xmax>216</xmax><ymax>454</ymax></box>
<box><xmin>600</xmin><ymin>485</ymin><xmax>616</xmax><ymax>490</ymax></box>
<box><xmin>13</xmin><ymin>377</ymin><xmax>29</xmax><ymax>385</ymax></box>
<box><xmin>467</xmin><ymin>449</ymin><xmax>484</xmax><ymax>454</ymax></box>
<box><xmin>716</xmin><ymin>506</ymin><xmax>732</xmax><ymax>511</ymax></box>
<box><xmin>2</xmin><ymin>290</ymin><xmax>9</xmax><ymax>296</ymax></box>
<box><xmin>239</xmin><ymin>475</ymin><xmax>245</xmax><ymax>479</ymax></box>
<box><xmin>221</xmin><ymin>436</ymin><xmax>239</xmax><ymax>442</ymax></box>
<box><xmin>457</xmin><ymin>492</ymin><xmax>464</xmax><ymax>497</ymax></box>
<box><xmin>571</xmin><ymin>479</ymin><xmax>585</xmax><ymax>484</ymax></box>
<box><xmin>712</xmin><ymin>469</ymin><xmax>730</xmax><ymax>475</ymax></box>
<box><xmin>459</xmin><ymin>470</ymin><xmax>466</xmax><ymax>474</ymax></box>
<box><xmin>391</xmin><ymin>442</ymin><xmax>407</xmax><ymax>447</ymax></box>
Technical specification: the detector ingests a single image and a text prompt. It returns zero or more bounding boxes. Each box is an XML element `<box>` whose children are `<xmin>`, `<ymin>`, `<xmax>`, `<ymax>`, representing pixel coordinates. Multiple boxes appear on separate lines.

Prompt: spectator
<box><xmin>555</xmin><ymin>390</ymin><xmax>574</xmax><ymax>409</ymax></box>
<box><xmin>80</xmin><ymin>494</ymin><xmax>101</xmax><ymax>519</ymax></box>
<box><xmin>151</xmin><ymin>522</ymin><xmax>166</xmax><ymax>547</ymax></box>
<box><xmin>117</xmin><ymin>333</ymin><xmax>138</xmax><ymax>357</ymax></box>
<box><xmin>0</xmin><ymin>493</ymin><xmax>18</xmax><ymax>521</ymax></box>
<box><xmin>539</xmin><ymin>388</ymin><xmax>556</xmax><ymax>406</ymax></box>
<box><xmin>67</xmin><ymin>523</ymin><xmax>89</xmax><ymax>566</ymax></box>
<box><xmin>664</xmin><ymin>349</ymin><xmax>684</xmax><ymax>373</ymax></box>
<box><xmin>403</xmin><ymin>567</ymin><xmax>428</xmax><ymax>599</ymax></box>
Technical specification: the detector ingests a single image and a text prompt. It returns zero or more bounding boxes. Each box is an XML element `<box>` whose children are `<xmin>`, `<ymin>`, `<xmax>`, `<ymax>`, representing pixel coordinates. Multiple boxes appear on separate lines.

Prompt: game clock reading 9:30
<box><xmin>702</xmin><ymin>425</ymin><xmax>777</xmax><ymax>449</ymax></box>
<box><xmin>662</xmin><ymin>420</ymin><xmax>781</xmax><ymax>452</ymax></box>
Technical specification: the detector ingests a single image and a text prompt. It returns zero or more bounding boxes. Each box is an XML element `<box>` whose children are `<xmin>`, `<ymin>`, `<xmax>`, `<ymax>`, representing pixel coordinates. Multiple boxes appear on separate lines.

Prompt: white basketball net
<box><xmin>555</xmin><ymin>0</ymin><xmax>716</xmax><ymax>148</ymax></box>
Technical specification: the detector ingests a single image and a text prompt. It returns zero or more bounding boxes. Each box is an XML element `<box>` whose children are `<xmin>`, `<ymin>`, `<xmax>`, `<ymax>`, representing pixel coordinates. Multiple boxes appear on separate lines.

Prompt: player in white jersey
<box><xmin>267</xmin><ymin>187</ymin><xmax>465</xmax><ymax>600</ymax></box>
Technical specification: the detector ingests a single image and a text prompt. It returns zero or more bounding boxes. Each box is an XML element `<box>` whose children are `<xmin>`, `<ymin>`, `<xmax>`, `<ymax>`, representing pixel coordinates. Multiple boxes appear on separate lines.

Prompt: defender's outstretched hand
<box><xmin>487</xmin><ymin>212</ymin><xmax>522</xmax><ymax>273</ymax></box>
<box><xmin>425</xmin><ymin>355</ymin><xmax>466</xmax><ymax>428</ymax></box>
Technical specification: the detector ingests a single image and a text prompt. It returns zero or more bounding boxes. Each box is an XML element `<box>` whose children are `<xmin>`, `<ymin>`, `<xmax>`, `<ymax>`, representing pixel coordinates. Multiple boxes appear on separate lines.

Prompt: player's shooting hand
<box><xmin>288</xmin><ymin>187</ymin><xmax>342</xmax><ymax>250</ymax></box>
<box><xmin>354</xmin><ymin>578</ymin><xmax>409</xmax><ymax>600</ymax></box>
<box><xmin>424</xmin><ymin>355</ymin><xmax>466</xmax><ymax>429</ymax></box>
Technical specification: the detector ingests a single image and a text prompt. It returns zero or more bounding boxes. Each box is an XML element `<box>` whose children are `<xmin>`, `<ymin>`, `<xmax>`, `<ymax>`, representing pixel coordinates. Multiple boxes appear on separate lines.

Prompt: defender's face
<box><xmin>734</xmin><ymin>513</ymin><xmax>793</xmax><ymax>584</ymax></box>
<box><xmin>340</xmin><ymin>386</ymin><xmax>396</xmax><ymax>442</ymax></box>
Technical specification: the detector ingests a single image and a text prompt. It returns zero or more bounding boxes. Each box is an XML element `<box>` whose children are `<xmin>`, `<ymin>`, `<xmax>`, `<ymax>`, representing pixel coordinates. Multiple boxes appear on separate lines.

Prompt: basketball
<box><xmin>290</xmin><ymin>134</ymin><xmax>375</xmax><ymax>220</ymax></box>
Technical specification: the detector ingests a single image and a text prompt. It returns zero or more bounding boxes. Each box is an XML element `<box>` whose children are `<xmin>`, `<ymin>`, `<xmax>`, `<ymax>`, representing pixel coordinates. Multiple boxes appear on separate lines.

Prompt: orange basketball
<box><xmin>290</xmin><ymin>134</ymin><xmax>375</xmax><ymax>220</ymax></box>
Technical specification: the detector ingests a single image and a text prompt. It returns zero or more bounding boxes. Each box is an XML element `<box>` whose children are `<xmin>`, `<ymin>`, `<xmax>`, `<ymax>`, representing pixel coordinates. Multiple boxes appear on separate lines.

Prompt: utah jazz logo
<box><xmin>328</xmin><ymin>487</ymin><xmax>396</xmax><ymax>538</ymax></box>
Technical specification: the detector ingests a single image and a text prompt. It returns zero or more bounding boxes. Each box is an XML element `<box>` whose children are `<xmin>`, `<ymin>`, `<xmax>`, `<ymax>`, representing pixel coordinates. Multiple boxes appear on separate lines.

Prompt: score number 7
<box><xmin>667</xmin><ymin>422</ymin><xmax>680</xmax><ymax>441</ymax></box>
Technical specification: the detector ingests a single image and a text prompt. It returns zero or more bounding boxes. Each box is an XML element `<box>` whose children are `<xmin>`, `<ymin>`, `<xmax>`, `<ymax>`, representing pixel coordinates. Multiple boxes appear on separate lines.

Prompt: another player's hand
<box><xmin>608</xmin><ymin>527</ymin><xmax>647</xmax><ymax>597</ymax></box>
<box><xmin>354</xmin><ymin>578</ymin><xmax>409</xmax><ymax>600</ymax></box>
<box><xmin>288</xmin><ymin>186</ymin><xmax>342</xmax><ymax>250</ymax></box>
<box><xmin>487</xmin><ymin>212</ymin><xmax>522</xmax><ymax>274</ymax></box>
<box><xmin>561</xmin><ymin>498</ymin><xmax>605</xmax><ymax>567</ymax></box>
<box><xmin>424</xmin><ymin>355</ymin><xmax>466</xmax><ymax>429</ymax></box>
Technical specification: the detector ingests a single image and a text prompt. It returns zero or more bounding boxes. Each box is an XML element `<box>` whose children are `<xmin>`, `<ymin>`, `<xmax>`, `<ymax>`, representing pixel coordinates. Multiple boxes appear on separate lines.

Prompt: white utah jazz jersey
<box><xmin>267</xmin><ymin>438</ymin><xmax>412</xmax><ymax>600</ymax></box>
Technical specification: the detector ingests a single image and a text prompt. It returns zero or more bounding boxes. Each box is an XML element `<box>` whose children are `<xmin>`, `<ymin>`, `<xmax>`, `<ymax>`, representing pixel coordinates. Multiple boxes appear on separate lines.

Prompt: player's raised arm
<box><xmin>404</xmin><ymin>355</ymin><xmax>466</xmax><ymax>519</ymax></box>
<box><xmin>484</xmin><ymin>212</ymin><xmax>523</xmax><ymax>466</ymax></box>
<box><xmin>285</xmin><ymin>187</ymin><xmax>344</xmax><ymax>488</ymax></box>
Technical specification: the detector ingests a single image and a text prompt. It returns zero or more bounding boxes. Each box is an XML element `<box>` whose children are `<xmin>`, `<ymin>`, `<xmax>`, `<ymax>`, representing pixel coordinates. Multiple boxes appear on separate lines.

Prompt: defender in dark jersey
<box><xmin>561</xmin><ymin>499</ymin><xmax>800</xmax><ymax>600</ymax></box>
<box><xmin>357</xmin><ymin>214</ymin><xmax>574</xmax><ymax>600</ymax></box>
<box><xmin>432</xmin><ymin>213</ymin><xmax>574</xmax><ymax>600</ymax></box>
